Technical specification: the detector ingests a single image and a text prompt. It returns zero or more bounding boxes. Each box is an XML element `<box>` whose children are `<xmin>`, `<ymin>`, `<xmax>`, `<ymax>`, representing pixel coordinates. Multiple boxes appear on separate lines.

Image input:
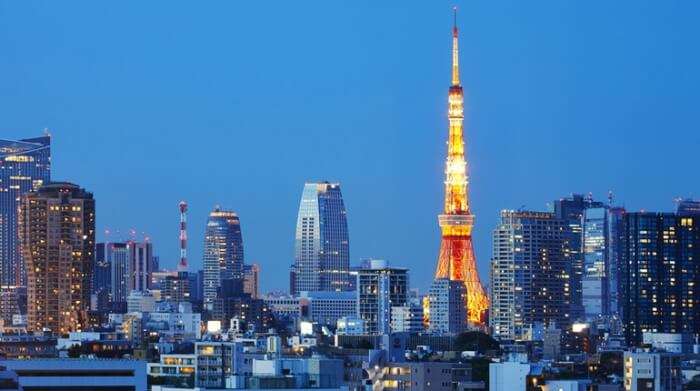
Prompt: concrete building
<box><xmin>0</xmin><ymin>359</ymin><xmax>146</xmax><ymax>391</ymax></box>
<box><xmin>620</xmin><ymin>212</ymin><xmax>700</xmax><ymax>346</ymax></box>
<box><xmin>391</xmin><ymin>304</ymin><xmax>424</xmax><ymax>333</ymax></box>
<box><xmin>427</xmin><ymin>278</ymin><xmax>467</xmax><ymax>335</ymax></box>
<box><xmin>356</xmin><ymin>260</ymin><xmax>408</xmax><ymax>335</ymax></box>
<box><xmin>250</xmin><ymin>356</ymin><xmax>343</xmax><ymax>389</ymax></box>
<box><xmin>262</xmin><ymin>294</ymin><xmax>300</xmax><ymax>322</ymax></box>
<box><xmin>147</xmin><ymin>354</ymin><xmax>196</xmax><ymax>389</ymax></box>
<box><xmin>126</xmin><ymin>290</ymin><xmax>156</xmax><ymax>313</ymax></box>
<box><xmin>20</xmin><ymin>182</ymin><xmax>95</xmax><ymax>334</ymax></box>
<box><xmin>195</xmin><ymin>341</ymin><xmax>244</xmax><ymax>389</ymax></box>
<box><xmin>490</xmin><ymin>210</ymin><xmax>572</xmax><ymax>341</ymax></box>
<box><xmin>489</xmin><ymin>361</ymin><xmax>530</xmax><ymax>391</ymax></box>
<box><xmin>642</xmin><ymin>332</ymin><xmax>694</xmax><ymax>354</ymax></box>
<box><xmin>623</xmin><ymin>350</ymin><xmax>683</xmax><ymax>391</ymax></box>
<box><xmin>299</xmin><ymin>291</ymin><xmax>357</xmax><ymax>326</ymax></box>
<box><xmin>336</xmin><ymin>317</ymin><xmax>365</xmax><ymax>335</ymax></box>
<box><xmin>374</xmin><ymin>362</ymin><xmax>476</xmax><ymax>391</ymax></box>
<box><xmin>243</xmin><ymin>263</ymin><xmax>260</xmax><ymax>299</ymax></box>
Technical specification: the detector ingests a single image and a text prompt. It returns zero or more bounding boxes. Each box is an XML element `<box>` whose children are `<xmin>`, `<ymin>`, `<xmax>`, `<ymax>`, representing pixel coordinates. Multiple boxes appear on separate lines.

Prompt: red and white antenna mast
<box><xmin>177</xmin><ymin>201</ymin><xmax>188</xmax><ymax>272</ymax></box>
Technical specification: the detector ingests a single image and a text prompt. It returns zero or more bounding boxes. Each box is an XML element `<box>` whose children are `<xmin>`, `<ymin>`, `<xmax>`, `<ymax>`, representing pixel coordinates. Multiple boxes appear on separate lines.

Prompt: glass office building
<box><xmin>202</xmin><ymin>207</ymin><xmax>244</xmax><ymax>308</ymax></box>
<box><xmin>291</xmin><ymin>182</ymin><xmax>350</xmax><ymax>294</ymax></box>
<box><xmin>582</xmin><ymin>206</ymin><xmax>608</xmax><ymax>320</ymax></box>
<box><xmin>0</xmin><ymin>135</ymin><xmax>50</xmax><ymax>288</ymax></box>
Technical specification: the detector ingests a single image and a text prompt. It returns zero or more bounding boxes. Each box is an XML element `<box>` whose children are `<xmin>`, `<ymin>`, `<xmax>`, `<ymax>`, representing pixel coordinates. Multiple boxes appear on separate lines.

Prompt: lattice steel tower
<box><xmin>433</xmin><ymin>9</ymin><xmax>489</xmax><ymax>325</ymax></box>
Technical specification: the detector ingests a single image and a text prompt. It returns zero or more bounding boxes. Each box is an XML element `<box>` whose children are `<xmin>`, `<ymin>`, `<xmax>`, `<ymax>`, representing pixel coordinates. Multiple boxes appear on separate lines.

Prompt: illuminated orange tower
<box><xmin>433</xmin><ymin>8</ymin><xmax>489</xmax><ymax>325</ymax></box>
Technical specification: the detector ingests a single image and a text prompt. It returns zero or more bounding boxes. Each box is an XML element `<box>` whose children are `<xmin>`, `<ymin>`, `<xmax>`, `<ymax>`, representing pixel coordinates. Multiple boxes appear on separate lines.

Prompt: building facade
<box><xmin>129</xmin><ymin>241</ymin><xmax>153</xmax><ymax>293</ymax></box>
<box><xmin>582</xmin><ymin>205</ymin><xmax>609</xmax><ymax>320</ymax></box>
<box><xmin>620</xmin><ymin>212</ymin><xmax>700</xmax><ymax>345</ymax></box>
<box><xmin>104</xmin><ymin>243</ymin><xmax>130</xmax><ymax>304</ymax></box>
<box><xmin>427</xmin><ymin>278</ymin><xmax>467</xmax><ymax>335</ymax></box>
<box><xmin>490</xmin><ymin>210</ymin><xmax>572</xmax><ymax>341</ymax></box>
<box><xmin>0</xmin><ymin>135</ymin><xmax>50</xmax><ymax>288</ymax></box>
<box><xmin>356</xmin><ymin>261</ymin><xmax>408</xmax><ymax>335</ymax></box>
<box><xmin>243</xmin><ymin>263</ymin><xmax>259</xmax><ymax>299</ymax></box>
<box><xmin>202</xmin><ymin>207</ymin><xmax>244</xmax><ymax>309</ymax></box>
<box><xmin>20</xmin><ymin>182</ymin><xmax>95</xmax><ymax>334</ymax></box>
<box><xmin>623</xmin><ymin>350</ymin><xmax>683</xmax><ymax>391</ymax></box>
<box><xmin>291</xmin><ymin>182</ymin><xmax>350</xmax><ymax>294</ymax></box>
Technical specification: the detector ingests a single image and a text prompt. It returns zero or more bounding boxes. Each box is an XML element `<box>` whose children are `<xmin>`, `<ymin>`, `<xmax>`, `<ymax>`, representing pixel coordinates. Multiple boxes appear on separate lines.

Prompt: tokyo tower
<box><xmin>433</xmin><ymin>8</ymin><xmax>489</xmax><ymax>325</ymax></box>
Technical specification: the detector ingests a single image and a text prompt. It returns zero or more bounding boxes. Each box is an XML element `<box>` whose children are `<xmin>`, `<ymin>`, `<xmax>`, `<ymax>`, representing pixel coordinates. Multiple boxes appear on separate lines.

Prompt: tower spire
<box><xmin>452</xmin><ymin>6</ymin><xmax>460</xmax><ymax>86</ymax></box>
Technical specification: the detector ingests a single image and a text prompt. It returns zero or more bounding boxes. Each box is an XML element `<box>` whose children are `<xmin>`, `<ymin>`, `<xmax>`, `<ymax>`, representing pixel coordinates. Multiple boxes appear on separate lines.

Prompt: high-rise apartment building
<box><xmin>427</xmin><ymin>278</ymin><xmax>467</xmax><ymax>335</ymax></box>
<box><xmin>490</xmin><ymin>210</ymin><xmax>572</xmax><ymax>341</ymax></box>
<box><xmin>202</xmin><ymin>207</ymin><xmax>244</xmax><ymax>309</ymax></box>
<box><xmin>243</xmin><ymin>263</ymin><xmax>259</xmax><ymax>299</ymax></box>
<box><xmin>20</xmin><ymin>182</ymin><xmax>95</xmax><ymax>334</ymax></box>
<box><xmin>291</xmin><ymin>182</ymin><xmax>350</xmax><ymax>294</ymax></box>
<box><xmin>620</xmin><ymin>212</ymin><xmax>700</xmax><ymax>345</ymax></box>
<box><xmin>0</xmin><ymin>135</ymin><xmax>50</xmax><ymax>288</ymax></box>
<box><xmin>356</xmin><ymin>260</ymin><xmax>408</xmax><ymax>335</ymax></box>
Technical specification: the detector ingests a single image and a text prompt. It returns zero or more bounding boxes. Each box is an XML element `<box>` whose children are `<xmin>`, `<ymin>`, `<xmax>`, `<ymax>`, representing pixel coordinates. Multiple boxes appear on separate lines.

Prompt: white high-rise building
<box><xmin>427</xmin><ymin>278</ymin><xmax>466</xmax><ymax>335</ymax></box>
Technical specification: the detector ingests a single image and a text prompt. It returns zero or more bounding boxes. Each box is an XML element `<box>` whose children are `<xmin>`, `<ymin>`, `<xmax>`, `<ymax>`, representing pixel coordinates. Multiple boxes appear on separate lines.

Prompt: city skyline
<box><xmin>2</xmin><ymin>2</ymin><xmax>699</xmax><ymax>293</ymax></box>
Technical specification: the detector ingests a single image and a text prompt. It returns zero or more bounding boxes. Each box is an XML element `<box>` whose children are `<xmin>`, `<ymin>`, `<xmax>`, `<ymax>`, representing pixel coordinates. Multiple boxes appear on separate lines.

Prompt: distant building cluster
<box><xmin>0</xmin><ymin>14</ymin><xmax>697</xmax><ymax>391</ymax></box>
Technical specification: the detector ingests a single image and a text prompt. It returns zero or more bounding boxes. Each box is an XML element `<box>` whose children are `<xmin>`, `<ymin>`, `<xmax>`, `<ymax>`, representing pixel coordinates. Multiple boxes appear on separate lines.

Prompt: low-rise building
<box><xmin>0</xmin><ymin>359</ymin><xmax>146</xmax><ymax>391</ymax></box>
<box><xmin>489</xmin><ymin>360</ymin><xmax>531</xmax><ymax>391</ymax></box>
<box><xmin>623</xmin><ymin>350</ymin><xmax>683</xmax><ymax>391</ymax></box>
<box><xmin>147</xmin><ymin>354</ymin><xmax>196</xmax><ymax>388</ymax></box>
<box><xmin>374</xmin><ymin>362</ymin><xmax>476</xmax><ymax>391</ymax></box>
<box><xmin>250</xmin><ymin>356</ymin><xmax>344</xmax><ymax>389</ymax></box>
<box><xmin>300</xmin><ymin>291</ymin><xmax>357</xmax><ymax>327</ymax></box>
<box><xmin>391</xmin><ymin>304</ymin><xmax>424</xmax><ymax>333</ymax></box>
<box><xmin>337</xmin><ymin>317</ymin><xmax>365</xmax><ymax>335</ymax></box>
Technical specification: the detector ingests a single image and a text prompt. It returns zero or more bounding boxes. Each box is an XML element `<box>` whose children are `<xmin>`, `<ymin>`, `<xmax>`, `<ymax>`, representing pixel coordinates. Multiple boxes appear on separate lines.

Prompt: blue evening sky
<box><xmin>2</xmin><ymin>1</ymin><xmax>698</xmax><ymax>293</ymax></box>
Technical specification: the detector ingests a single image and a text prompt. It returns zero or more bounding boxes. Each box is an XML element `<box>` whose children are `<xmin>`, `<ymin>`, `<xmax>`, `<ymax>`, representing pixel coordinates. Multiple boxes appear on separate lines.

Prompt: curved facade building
<box><xmin>202</xmin><ymin>207</ymin><xmax>244</xmax><ymax>307</ymax></box>
<box><xmin>291</xmin><ymin>182</ymin><xmax>350</xmax><ymax>294</ymax></box>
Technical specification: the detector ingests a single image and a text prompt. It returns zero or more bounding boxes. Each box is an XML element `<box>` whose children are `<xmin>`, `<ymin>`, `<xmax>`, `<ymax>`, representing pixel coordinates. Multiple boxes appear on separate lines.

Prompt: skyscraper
<box><xmin>291</xmin><ymin>182</ymin><xmax>350</xmax><ymax>294</ymax></box>
<box><xmin>356</xmin><ymin>260</ymin><xmax>408</xmax><ymax>335</ymax></box>
<box><xmin>202</xmin><ymin>207</ymin><xmax>244</xmax><ymax>308</ymax></box>
<box><xmin>607</xmin><ymin>206</ymin><xmax>625</xmax><ymax>316</ymax></box>
<box><xmin>105</xmin><ymin>242</ymin><xmax>130</xmax><ymax>305</ymax></box>
<box><xmin>0</xmin><ymin>135</ymin><xmax>50</xmax><ymax>288</ymax></box>
<box><xmin>129</xmin><ymin>241</ymin><xmax>153</xmax><ymax>293</ymax></box>
<box><xmin>432</xmin><ymin>10</ymin><xmax>488</xmax><ymax>326</ymax></box>
<box><xmin>490</xmin><ymin>210</ymin><xmax>572</xmax><ymax>341</ymax></box>
<box><xmin>581</xmin><ymin>206</ymin><xmax>609</xmax><ymax>320</ymax></box>
<box><xmin>20</xmin><ymin>182</ymin><xmax>95</xmax><ymax>333</ymax></box>
<box><xmin>553</xmin><ymin>194</ymin><xmax>606</xmax><ymax>321</ymax></box>
<box><xmin>93</xmin><ymin>243</ymin><xmax>112</xmax><ymax>297</ymax></box>
<box><xmin>243</xmin><ymin>263</ymin><xmax>260</xmax><ymax>299</ymax></box>
<box><xmin>620</xmin><ymin>212</ymin><xmax>700</xmax><ymax>346</ymax></box>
